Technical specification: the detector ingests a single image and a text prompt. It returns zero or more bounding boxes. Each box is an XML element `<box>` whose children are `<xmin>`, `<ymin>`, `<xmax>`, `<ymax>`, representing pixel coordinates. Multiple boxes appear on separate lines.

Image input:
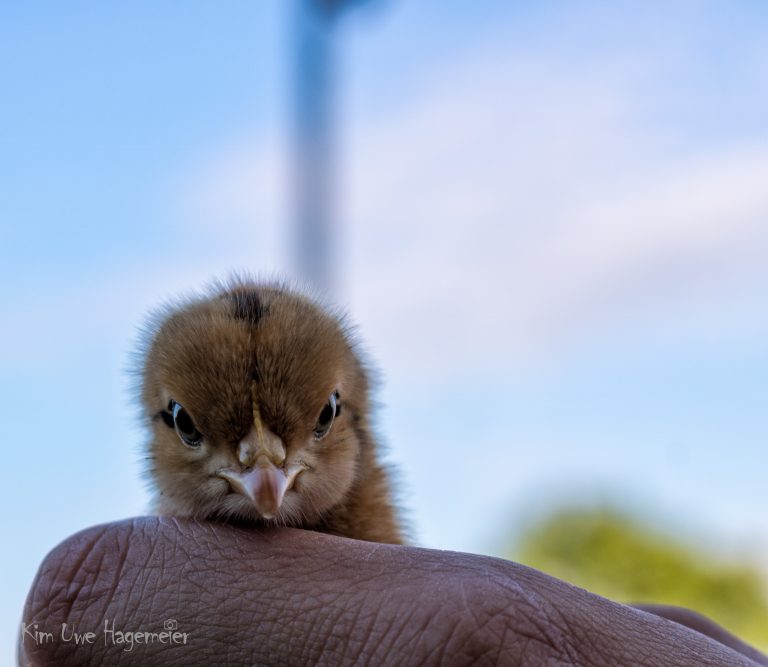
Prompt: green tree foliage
<box><xmin>512</xmin><ymin>507</ymin><xmax>768</xmax><ymax>651</ymax></box>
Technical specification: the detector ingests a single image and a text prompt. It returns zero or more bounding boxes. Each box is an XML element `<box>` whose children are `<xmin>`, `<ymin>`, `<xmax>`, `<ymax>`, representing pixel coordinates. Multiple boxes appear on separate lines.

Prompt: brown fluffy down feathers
<box><xmin>137</xmin><ymin>278</ymin><xmax>403</xmax><ymax>545</ymax></box>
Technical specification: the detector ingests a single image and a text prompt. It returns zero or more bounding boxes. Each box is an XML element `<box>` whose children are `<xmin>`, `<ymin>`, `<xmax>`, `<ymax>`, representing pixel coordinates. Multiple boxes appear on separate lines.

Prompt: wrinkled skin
<box><xmin>19</xmin><ymin>518</ymin><xmax>768</xmax><ymax>666</ymax></box>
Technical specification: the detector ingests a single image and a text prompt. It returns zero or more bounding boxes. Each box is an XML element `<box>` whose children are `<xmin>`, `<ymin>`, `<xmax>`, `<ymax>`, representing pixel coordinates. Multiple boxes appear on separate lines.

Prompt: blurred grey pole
<box><xmin>291</xmin><ymin>0</ymin><xmax>374</xmax><ymax>300</ymax></box>
<box><xmin>291</xmin><ymin>0</ymin><xmax>339</xmax><ymax>299</ymax></box>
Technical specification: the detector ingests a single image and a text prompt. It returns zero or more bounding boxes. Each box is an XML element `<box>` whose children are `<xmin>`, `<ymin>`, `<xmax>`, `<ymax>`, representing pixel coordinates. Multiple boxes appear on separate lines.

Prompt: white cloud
<box><xmin>170</xmin><ymin>135</ymin><xmax>286</xmax><ymax>250</ymax></box>
<box><xmin>339</xmin><ymin>49</ymin><xmax>768</xmax><ymax>379</ymax></box>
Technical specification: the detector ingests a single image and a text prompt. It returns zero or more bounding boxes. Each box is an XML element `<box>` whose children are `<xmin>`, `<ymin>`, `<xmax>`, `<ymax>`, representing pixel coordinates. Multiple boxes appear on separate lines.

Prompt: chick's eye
<box><xmin>314</xmin><ymin>392</ymin><xmax>339</xmax><ymax>440</ymax></box>
<box><xmin>170</xmin><ymin>400</ymin><xmax>203</xmax><ymax>448</ymax></box>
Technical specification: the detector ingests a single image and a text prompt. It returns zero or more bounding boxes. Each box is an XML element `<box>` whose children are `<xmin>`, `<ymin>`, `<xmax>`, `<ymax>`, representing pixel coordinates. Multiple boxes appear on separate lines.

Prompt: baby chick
<box><xmin>138</xmin><ymin>279</ymin><xmax>403</xmax><ymax>545</ymax></box>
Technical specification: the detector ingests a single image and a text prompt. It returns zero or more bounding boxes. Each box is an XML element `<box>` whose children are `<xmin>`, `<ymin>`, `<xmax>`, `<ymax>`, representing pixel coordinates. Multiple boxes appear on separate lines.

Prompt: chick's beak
<box><xmin>220</xmin><ymin>402</ymin><xmax>307</xmax><ymax>519</ymax></box>
<box><xmin>218</xmin><ymin>463</ymin><xmax>305</xmax><ymax>519</ymax></box>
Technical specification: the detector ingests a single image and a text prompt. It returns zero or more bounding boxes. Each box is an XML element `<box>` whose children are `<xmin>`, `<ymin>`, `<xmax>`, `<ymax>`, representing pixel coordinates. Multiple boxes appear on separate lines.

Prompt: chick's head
<box><xmin>139</xmin><ymin>282</ymin><xmax>369</xmax><ymax>526</ymax></box>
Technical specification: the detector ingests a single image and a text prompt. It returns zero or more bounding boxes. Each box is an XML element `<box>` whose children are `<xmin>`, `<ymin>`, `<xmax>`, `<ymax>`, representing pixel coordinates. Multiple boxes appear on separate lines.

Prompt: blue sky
<box><xmin>2</xmin><ymin>0</ymin><xmax>768</xmax><ymax>660</ymax></box>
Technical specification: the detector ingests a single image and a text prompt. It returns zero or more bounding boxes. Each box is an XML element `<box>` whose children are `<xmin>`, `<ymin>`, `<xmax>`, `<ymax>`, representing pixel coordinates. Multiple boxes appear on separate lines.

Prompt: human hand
<box><xmin>19</xmin><ymin>517</ymin><xmax>767</xmax><ymax>666</ymax></box>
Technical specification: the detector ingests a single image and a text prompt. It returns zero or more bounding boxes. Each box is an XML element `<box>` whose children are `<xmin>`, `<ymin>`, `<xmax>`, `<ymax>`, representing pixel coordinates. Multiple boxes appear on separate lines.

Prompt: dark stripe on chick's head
<box><xmin>227</xmin><ymin>288</ymin><xmax>266</xmax><ymax>325</ymax></box>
